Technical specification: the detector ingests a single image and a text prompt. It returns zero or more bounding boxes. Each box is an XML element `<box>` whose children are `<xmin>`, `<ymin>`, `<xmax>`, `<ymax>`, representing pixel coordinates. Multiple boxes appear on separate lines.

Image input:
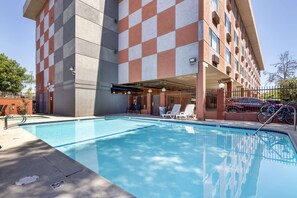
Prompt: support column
<box><xmin>160</xmin><ymin>92</ymin><xmax>166</xmax><ymax>107</ymax></box>
<box><xmin>217</xmin><ymin>89</ymin><xmax>225</xmax><ymax>120</ymax></box>
<box><xmin>196</xmin><ymin>63</ymin><xmax>206</xmax><ymax>120</ymax></box>
<box><xmin>226</xmin><ymin>81</ymin><xmax>233</xmax><ymax>98</ymax></box>
<box><xmin>127</xmin><ymin>95</ymin><xmax>132</xmax><ymax>112</ymax></box>
<box><xmin>241</xmin><ymin>88</ymin><xmax>244</xmax><ymax>97</ymax></box>
<box><xmin>147</xmin><ymin>93</ymin><xmax>152</xmax><ymax>115</ymax></box>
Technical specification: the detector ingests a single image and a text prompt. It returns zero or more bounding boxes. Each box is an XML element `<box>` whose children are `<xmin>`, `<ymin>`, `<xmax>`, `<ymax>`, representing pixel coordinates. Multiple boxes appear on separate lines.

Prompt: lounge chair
<box><xmin>162</xmin><ymin>104</ymin><xmax>181</xmax><ymax>119</ymax></box>
<box><xmin>176</xmin><ymin>104</ymin><xmax>196</xmax><ymax>120</ymax></box>
<box><xmin>0</xmin><ymin>105</ymin><xmax>7</xmax><ymax>116</ymax></box>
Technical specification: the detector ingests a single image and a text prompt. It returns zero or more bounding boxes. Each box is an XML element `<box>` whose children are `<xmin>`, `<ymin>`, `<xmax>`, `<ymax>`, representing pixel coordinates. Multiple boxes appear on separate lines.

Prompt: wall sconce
<box><xmin>219</xmin><ymin>83</ymin><xmax>225</xmax><ymax>89</ymax></box>
<box><xmin>148</xmin><ymin>89</ymin><xmax>152</xmax><ymax>93</ymax></box>
<box><xmin>69</xmin><ymin>67</ymin><xmax>76</xmax><ymax>75</ymax></box>
<box><xmin>161</xmin><ymin>88</ymin><xmax>166</xmax><ymax>92</ymax></box>
<box><xmin>47</xmin><ymin>81</ymin><xmax>51</xmax><ymax>90</ymax></box>
<box><xmin>127</xmin><ymin>91</ymin><xmax>131</xmax><ymax>95</ymax></box>
<box><xmin>189</xmin><ymin>57</ymin><xmax>197</xmax><ymax>65</ymax></box>
<box><xmin>11</xmin><ymin>104</ymin><xmax>15</xmax><ymax>110</ymax></box>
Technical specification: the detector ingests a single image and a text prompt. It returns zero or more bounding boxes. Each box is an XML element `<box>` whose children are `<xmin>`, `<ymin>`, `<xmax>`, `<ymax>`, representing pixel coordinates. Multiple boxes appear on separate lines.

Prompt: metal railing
<box><xmin>4</xmin><ymin>115</ymin><xmax>27</xmax><ymax>130</ymax></box>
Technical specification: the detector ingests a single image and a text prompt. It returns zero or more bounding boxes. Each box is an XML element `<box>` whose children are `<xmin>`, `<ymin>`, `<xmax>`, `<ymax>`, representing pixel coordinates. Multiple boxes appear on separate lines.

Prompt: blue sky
<box><xmin>0</xmin><ymin>0</ymin><xmax>296</xmax><ymax>86</ymax></box>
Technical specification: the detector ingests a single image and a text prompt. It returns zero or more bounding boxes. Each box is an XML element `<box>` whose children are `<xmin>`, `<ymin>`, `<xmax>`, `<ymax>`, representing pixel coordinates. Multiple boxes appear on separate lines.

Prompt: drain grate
<box><xmin>50</xmin><ymin>180</ymin><xmax>65</xmax><ymax>190</ymax></box>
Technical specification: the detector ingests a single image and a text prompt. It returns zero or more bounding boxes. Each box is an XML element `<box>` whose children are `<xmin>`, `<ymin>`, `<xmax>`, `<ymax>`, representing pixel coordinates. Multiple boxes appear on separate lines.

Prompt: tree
<box><xmin>0</xmin><ymin>53</ymin><xmax>32</xmax><ymax>94</ymax></box>
<box><xmin>278</xmin><ymin>78</ymin><xmax>297</xmax><ymax>101</ymax></box>
<box><xmin>265</xmin><ymin>51</ymin><xmax>297</xmax><ymax>84</ymax></box>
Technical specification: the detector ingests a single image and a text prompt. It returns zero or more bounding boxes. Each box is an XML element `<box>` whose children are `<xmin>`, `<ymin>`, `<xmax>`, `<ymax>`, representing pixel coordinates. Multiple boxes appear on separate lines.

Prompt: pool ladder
<box><xmin>253</xmin><ymin>106</ymin><xmax>297</xmax><ymax>135</ymax></box>
<box><xmin>3</xmin><ymin>115</ymin><xmax>27</xmax><ymax>130</ymax></box>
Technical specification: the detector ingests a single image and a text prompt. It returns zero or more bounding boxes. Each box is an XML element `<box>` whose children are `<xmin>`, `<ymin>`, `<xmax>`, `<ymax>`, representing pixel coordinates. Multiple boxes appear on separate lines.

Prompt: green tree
<box><xmin>278</xmin><ymin>78</ymin><xmax>297</xmax><ymax>101</ymax></box>
<box><xmin>0</xmin><ymin>53</ymin><xmax>32</xmax><ymax>94</ymax></box>
<box><xmin>265</xmin><ymin>51</ymin><xmax>297</xmax><ymax>84</ymax></box>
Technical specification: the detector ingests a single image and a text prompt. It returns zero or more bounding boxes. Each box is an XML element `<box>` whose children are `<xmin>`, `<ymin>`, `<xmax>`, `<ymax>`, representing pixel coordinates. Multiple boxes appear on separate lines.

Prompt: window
<box><xmin>225</xmin><ymin>14</ymin><xmax>231</xmax><ymax>33</ymax></box>
<box><xmin>240</xmin><ymin>65</ymin><xmax>243</xmax><ymax>75</ymax></box>
<box><xmin>225</xmin><ymin>47</ymin><xmax>231</xmax><ymax>64</ymax></box>
<box><xmin>241</xmin><ymin>44</ymin><xmax>244</xmax><ymax>55</ymax></box>
<box><xmin>234</xmin><ymin>4</ymin><xmax>238</xmax><ymax>19</ymax></box>
<box><xmin>234</xmin><ymin>58</ymin><xmax>238</xmax><ymax>71</ymax></box>
<box><xmin>234</xmin><ymin>31</ymin><xmax>238</xmax><ymax>46</ymax></box>
<box><xmin>210</xmin><ymin>29</ymin><xmax>220</xmax><ymax>53</ymax></box>
<box><xmin>212</xmin><ymin>0</ymin><xmax>219</xmax><ymax>13</ymax></box>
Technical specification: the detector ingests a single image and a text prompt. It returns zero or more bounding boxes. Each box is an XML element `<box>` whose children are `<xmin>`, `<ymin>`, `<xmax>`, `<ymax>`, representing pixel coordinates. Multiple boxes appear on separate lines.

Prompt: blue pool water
<box><xmin>22</xmin><ymin>118</ymin><xmax>297</xmax><ymax>197</ymax></box>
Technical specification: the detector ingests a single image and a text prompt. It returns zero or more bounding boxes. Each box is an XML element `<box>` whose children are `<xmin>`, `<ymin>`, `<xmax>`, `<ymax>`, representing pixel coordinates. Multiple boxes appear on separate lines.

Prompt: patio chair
<box><xmin>0</xmin><ymin>105</ymin><xmax>8</xmax><ymax>116</ymax></box>
<box><xmin>176</xmin><ymin>104</ymin><xmax>196</xmax><ymax>120</ymax></box>
<box><xmin>162</xmin><ymin>104</ymin><xmax>181</xmax><ymax>119</ymax></box>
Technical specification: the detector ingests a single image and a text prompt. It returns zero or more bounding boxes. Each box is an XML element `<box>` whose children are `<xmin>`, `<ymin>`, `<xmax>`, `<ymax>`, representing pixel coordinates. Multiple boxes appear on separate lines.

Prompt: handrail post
<box><xmin>4</xmin><ymin>116</ymin><xmax>8</xmax><ymax>130</ymax></box>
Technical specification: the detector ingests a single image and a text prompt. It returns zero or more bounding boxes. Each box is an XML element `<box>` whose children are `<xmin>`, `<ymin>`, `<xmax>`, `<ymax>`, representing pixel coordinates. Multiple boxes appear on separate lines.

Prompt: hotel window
<box><xmin>234</xmin><ymin>31</ymin><xmax>238</xmax><ymax>46</ymax></box>
<box><xmin>241</xmin><ymin>44</ymin><xmax>244</xmax><ymax>55</ymax></box>
<box><xmin>210</xmin><ymin>29</ymin><xmax>220</xmax><ymax>53</ymax></box>
<box><xmin>225</xmin><ymin>47</ymin><xmax>231</xmax><ymax>64</ymax></box>
<box><xmin>225</xmin><ymin>14</ymin><xmax>231</xmax><ymax>33</ymax></box>
<box><xmin>240</xmin><ymin>65</ymin><xmax>243</xmax><ymax>75</ymax></box>
<box><xmin>234</xmin><ymin>4</ymin><xmax>238</xmax><ymax>19</ymax></box>
<box><xmin>234</xmin><ymin>58</ymin><xmax>239</xmax><ymax>71</ymax></box>
<box><xmin>212</xmin><ymin>0</ymin><xmax>219</xmax><ymax>13</ymax></box>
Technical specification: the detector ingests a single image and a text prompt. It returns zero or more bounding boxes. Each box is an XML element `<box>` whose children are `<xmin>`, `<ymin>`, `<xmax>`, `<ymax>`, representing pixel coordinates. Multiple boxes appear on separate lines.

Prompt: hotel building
<box><xmin>23</xmin><ymin>0</ymin><xmax>264</xmax><ymax>118</ymax></box>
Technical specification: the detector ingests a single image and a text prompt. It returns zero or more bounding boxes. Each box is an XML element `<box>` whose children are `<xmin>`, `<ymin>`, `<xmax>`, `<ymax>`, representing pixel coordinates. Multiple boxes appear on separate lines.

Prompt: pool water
<box><xmin>22</xmin><ymin>118</ymin><xmax>297</xmax><ymax>198</ymax></box>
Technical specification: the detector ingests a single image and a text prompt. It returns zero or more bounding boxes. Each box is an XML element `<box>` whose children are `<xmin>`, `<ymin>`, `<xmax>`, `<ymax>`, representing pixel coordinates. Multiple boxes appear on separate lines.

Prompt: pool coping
<box><xmin>1</xmin><ymin>114</ymin><xmax>297</xmax><ymax>197</ymax></box>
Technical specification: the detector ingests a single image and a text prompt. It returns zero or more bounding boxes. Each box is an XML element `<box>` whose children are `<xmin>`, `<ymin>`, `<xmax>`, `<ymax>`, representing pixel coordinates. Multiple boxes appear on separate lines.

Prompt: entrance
<box><xmin>152</xmin><ymin>95</ymin><xmax>160</xmax><ymax>116</ymax></box>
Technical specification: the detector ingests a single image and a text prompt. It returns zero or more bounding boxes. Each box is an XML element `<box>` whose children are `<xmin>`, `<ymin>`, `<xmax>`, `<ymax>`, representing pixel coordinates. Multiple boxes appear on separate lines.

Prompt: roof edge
<box><xmin>23</xmin><ymin>0</ymin><xmax>47</xmax><ymax>20</ymax></box>
<box><xmin>235</xmin><ymin>0</ymin><xmax>265</xmax><ymax>71</ymax></box>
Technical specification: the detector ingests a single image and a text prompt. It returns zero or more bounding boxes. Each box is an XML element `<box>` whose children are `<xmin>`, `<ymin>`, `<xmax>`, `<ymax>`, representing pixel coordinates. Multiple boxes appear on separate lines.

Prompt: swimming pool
<box><xmin>22</xmin><ymin>117</ymin><xmax>297</xmax><ymax>197</ymax></box>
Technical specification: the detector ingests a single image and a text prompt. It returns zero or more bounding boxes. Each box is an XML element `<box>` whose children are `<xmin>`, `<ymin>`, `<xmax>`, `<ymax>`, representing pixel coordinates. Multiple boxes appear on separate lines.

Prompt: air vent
<box><xmin>226</xmin><ymin>0</ymin><xmax>232</xmax><ymax>12</ymax></box>
<box><xmin>235</xmin><ymin>46</ymin><xmax>239</xmax><ymax>54</ymax></box>
<box><xmin>226</xmin><ymin>33</ymin><xmax>231</xmax><ymax>44</ymax></box>
<box><xmin>212</xmin><ymin>11</ymin><xmax>220</xmax><ymax>26</ymax></box>
<box><xmin>212</xmin><ymin>54</ymin><xmax>220</xmax><ymax>66</ymax></box>
<box><xmin>235</xmin><ymin>20</ymin><xmax>240</xmax><ymax>28</ymax></box>
<box><xmin>226</xmin><ymin>66</ymin><xmax>231</xmax><ymax>75</ymax></box>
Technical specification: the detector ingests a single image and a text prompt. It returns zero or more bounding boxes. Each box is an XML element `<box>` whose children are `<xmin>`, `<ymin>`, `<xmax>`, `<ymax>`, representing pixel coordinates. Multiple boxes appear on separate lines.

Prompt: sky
<box><xmin>0</xmin><ymin>0</ymin><xmax>296</xmax><ymax>87</ymax></box>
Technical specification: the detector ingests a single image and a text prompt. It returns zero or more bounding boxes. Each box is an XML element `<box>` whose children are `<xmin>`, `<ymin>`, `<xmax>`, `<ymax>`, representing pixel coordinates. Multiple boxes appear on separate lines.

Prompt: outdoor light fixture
<box><xmin>47</xmin><ymin>82</ymin><xmax>51</xmax><ymax>90</ymax></box>
<box><xmin>219</xmin><ymin>83</ymin><xmax>225</xmax><ymax>89</ymax></box>
<box><xmin>148</xmin><ymin>89</ymin><xmax>152</xmax><ymax>93</ymax></box>
<box><xmin>127</xmin><ymin>91</ymin><xmax>131</xmax><ymax>95</ymax></box>
<box><xmin>69</xmin><ymin>67</ymin><xmax>76</xmax><ymax>75</ymax></box>
<box><xmin>189</xmin><ymin>58</ymin><xmax>197</xmax><ymax>65</ymax></box>
<box><xmin>161</xmin><ymin>88</ymin><xmax>166</xmax><ymax>92</ymax></box>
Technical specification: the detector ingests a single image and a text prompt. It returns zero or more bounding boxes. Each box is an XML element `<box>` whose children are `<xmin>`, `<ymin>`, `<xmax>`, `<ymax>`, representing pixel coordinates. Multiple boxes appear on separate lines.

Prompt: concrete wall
<box><xmin>117</xmin><ymin>0</ymin><xmax>199</xmax><ymax>84</ymax></box>
<box><xmin>53</xmin><ymin>0</ymin><xmax>76</xmax><ymax>116</ymax></box>
<box><xmin>74</xmin><ymin>0</ymin><xmax>127</xmax><ymax>116</ymax></box>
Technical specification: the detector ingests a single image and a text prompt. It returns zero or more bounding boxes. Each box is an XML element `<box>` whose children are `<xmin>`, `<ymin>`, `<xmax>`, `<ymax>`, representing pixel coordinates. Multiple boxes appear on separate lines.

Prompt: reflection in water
<box><xmin>24</xmin><ymin>119</ymin><xmax>297</xmax><ymax>198</ymax></box>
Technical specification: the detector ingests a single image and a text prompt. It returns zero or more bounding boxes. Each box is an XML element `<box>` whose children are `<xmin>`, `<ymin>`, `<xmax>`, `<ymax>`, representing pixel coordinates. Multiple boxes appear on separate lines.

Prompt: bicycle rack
<box><xmin>253</xmin><ymin>106</ymin><xmax>297</xmax><ymax>135</ymax></box>
<box><xmin>4</xmin><ymin>115</ymin><xmax>27</xmax><ymax>130</ymax></box>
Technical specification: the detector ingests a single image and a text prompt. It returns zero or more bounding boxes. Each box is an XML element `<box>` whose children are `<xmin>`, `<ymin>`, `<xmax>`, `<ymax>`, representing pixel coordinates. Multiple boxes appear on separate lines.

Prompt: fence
<box><xmin>0</xmin><ymin>91</ymin><xmax>36</xmax><ymax>100</ymax></box>
<box><xmin>224</xmin><ymin>85</ymin><xmax>297</xmax><ymax>122</ymax></box>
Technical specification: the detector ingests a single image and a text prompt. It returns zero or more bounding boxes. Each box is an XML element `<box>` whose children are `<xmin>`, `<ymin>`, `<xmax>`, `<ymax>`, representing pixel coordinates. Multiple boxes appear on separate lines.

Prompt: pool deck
<box><xmin>1</xmin><ymin>114</ymin><xmax>297</xmax><ymax>197</ymax></box>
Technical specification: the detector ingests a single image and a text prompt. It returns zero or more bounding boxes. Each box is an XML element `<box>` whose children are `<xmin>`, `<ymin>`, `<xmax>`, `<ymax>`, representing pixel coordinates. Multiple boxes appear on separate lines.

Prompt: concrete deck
<box><xmin>0</xmin><ymin>114</ymin><xmax>296</xmax><ymax>197</ymax></box>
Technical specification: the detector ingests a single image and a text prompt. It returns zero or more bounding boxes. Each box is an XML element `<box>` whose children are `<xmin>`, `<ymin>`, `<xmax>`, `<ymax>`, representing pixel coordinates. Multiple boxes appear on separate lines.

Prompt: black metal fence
<box><xmin>225</xmin><ymin>85</ymin><xmax>297</xmax><ymax>113</ymax></box>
